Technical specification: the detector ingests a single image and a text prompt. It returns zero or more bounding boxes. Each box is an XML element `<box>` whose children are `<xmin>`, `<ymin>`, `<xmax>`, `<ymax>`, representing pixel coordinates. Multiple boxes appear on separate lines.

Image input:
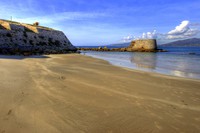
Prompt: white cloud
<box><xmin>0</xmin><ymin>1</ymin><xmax>107</xmax><ymax>25</ymax></box>
<box><xmin>122</xmin><ymin>30</ymin><xmax>158</xmax><ymax>42</ymax></box>
<box><xmin>120</xmin><ymin>20</ymin><xmax>199</xmax><ymax>44</ymax></box>
<box><xmin>189</xmin><ymin>22</ymin><xmax>200</xmax><ymax>27</ymax></box>
<box><xmin>13</xmin><ymin>12</ymin><xmax>107</xmax><ymax>25</ymax></box>
<box><xmin>137</xmin><ymin>30</ymin><xmax>158</xmax><ymax>40</ymax></box>
<box><xmin>147</xmin><ymin>30</ymin><xmax>157</xmax><ymax>39</ymax></box>
<box><xmin>122</xmin><ymin>35</ymin><xmax>133</xmax><ymax>42</ymax></box>
<box><xmin>122</xmin><ymin>20</ymin><xmax>199</xmax><ymax>43</ymax></box>
<box><xmin>168</xmin><ymin>20</ymin><xmax>189</xmax><ymax>35</ymax></box>
<box><xmin>142</xmin><ymin>33</ymin><xmax>147</xmax><ymax>39</ymax></box>
<box><xmin>166</xmin><ymin>20</ymin><xmax>199</xmax><ymax>39</ymax></box>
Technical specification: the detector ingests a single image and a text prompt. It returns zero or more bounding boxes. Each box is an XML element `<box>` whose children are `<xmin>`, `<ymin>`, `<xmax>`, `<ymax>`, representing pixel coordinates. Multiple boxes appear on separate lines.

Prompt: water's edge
<box><xmin>81</xmin><ymin>49</ymin><xmax>200</xmax><ymax>80</ymax></box>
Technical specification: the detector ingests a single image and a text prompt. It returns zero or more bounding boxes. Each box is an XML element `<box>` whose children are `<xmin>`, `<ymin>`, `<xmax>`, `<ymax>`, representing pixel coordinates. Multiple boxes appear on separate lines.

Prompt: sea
<box><xmin>81</xmin><ymin>46</ymin><xmax>200</xmax><ymax>80</ymax></box>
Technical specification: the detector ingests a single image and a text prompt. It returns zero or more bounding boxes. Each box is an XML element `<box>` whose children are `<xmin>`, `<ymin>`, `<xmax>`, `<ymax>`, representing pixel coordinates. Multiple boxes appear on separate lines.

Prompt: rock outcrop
<box><xmin>126</xmin><ymin>39</ymin><xmax>157</xmax><ymax>51</ymax></box>
<box><xmin>79</xmin><ymin>39</ymin><xmax>166</xmax><ymax>52</ymax></box>
<box><xmin>0</xmin><ymin>19</ymin><xmax>77</xmax><ymax>55</ymax></box>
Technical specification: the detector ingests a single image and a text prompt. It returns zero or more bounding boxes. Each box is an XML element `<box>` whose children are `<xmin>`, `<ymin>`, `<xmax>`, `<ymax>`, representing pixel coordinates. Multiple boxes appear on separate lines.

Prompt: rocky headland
<box><xmin>79</xmin><ymin>39</ymin><xmax>167</xmax><ymax>52</ymax></box>
<box><xmin>0</xmin><ymin>19</ymin><xmax>77</xmax><ymax>55</ymax></box>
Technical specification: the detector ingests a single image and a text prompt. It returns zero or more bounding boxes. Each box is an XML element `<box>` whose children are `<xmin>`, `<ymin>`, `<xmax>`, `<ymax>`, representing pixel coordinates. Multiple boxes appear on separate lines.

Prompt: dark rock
<box><xmin>0</xmin><ymin>19</ymin><xmax>77</xmax><ymax>56</ymax></box>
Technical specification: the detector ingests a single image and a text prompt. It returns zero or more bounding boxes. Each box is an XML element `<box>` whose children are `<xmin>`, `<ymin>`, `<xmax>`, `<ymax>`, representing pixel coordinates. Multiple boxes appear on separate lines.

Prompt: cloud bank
<box><xmin>13</xmin><ymin>12</ymin><xmax>107</xmax><ymax>25</ymax></box>
<box><xmin>166</xmin><ymin>20</ymin><xmax>199</xmax><ymax>39</ymax></box>
<box><xmin>141</xmin><ymin>30</ymin><xmax>157</xmax><ymax>39</ymax></box>
<box><xmin>122</xmin><ymin>20</ymin><xmax>200</xmax><ymax>42</ymax></box>
<box><xmin>122</xmin><ymin>30</ymin><xmax>158</xmax><ymax>42</ymax></box>
<box><xmin>122</xmin><ymin>35</ymin><xmax>133</xmax><ymax>42</ymax></box>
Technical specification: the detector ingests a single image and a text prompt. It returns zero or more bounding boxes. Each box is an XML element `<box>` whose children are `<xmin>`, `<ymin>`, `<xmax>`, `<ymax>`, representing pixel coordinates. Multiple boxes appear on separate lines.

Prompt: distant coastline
<box><xmin>161</xmin><ymin>38</ymin><xmax>200</xmax><ymax>47</ymax></box>
<box><xmin>104</xmin><ymin>38</ymin><xmax>200</xmax><ymax>48</ymax></box>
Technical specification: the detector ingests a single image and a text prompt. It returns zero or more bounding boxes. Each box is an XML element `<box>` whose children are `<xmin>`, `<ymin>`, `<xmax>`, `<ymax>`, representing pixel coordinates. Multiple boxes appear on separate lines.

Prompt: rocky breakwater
<box><xmin>79</xmin><ymin>39</ymin><xmax>166</xmax><ymax>52</ymax></box>
<box><xmin>0</xmin><ymin>19</ymin><xmax>77</xmax><ymax>55</ymax></box>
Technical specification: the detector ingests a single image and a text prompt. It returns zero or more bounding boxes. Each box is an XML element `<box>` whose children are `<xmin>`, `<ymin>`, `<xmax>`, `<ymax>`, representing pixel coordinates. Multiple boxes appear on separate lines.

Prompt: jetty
<box><xmin>79</xmin><ymin>39</ymin><xmax>166</xmax><ymax>52</ymax></box>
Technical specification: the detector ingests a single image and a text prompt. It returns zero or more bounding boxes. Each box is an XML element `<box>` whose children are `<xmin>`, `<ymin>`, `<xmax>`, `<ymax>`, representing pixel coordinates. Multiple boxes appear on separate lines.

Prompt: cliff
<box><xmin>0</xmin><ymin>19</ymin><xmax>77</xmax><ymax>55</ymax></box>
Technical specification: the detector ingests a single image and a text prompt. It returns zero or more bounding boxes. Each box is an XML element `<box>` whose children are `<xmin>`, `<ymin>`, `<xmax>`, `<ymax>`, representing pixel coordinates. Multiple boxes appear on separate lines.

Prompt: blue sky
<box><xmin>0</xmin><ymin>0</ymin><xmax>200</xmax><ymax>46</ymax></box>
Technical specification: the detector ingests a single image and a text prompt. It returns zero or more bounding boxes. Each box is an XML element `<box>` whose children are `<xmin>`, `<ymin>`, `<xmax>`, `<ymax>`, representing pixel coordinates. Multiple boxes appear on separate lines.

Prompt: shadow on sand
<box><xmin>0</xmin><ymin>55</ymin><xmax>50</xmax><ymax>60</ymax></box>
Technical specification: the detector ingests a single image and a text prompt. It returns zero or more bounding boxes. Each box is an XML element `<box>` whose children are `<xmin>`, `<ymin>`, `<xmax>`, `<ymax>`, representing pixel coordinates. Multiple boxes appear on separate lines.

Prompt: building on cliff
<box><xmin>0</xmin><ymin>19</ymin><xmax>77</xmax><ymax>55</ymax></box>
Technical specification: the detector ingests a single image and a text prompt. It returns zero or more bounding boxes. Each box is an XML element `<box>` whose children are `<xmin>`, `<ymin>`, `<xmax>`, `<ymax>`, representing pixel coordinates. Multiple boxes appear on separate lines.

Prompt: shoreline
<box><xmin>0</xmin><ymin>54</ymin><xmax>200</xmax><ymax>133</ymax></box>
<box><xmin>83</xmin><ymin>54</ymin><xmax>200</xmax><ymax>82</ymax></box>
<box><xmin>82</xmin><ymin>51</ymin><xmax>200</xmax><ymax>80</ymax></box>
<box><xmin>1</xmin><ymin>53</ymin><xmax>200</xmax><ymax>81</ymax></box>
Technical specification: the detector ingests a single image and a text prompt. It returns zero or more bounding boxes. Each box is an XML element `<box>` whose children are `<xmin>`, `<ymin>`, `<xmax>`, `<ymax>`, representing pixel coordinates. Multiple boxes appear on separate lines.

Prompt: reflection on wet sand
<box><xmin>130</xmin><ymin>52</ymin><xmax>157</xmax><ymax>69</ymax></box>
<box><xmin>83</xmin><ymin>51</ymin><xmax>200</xmax><ymax>79</ymax></box>
<box><xmin>171</xmin><ymin>70</ymin><xmax>196</xmax><ymax>78</ymax></box>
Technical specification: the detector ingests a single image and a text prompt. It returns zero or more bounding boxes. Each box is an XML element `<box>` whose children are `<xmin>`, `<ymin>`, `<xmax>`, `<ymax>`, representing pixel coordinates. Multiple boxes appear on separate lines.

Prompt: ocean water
<box><xmin>81</xmin><ymin>47</ymin><xmax>200</xmax><ymax>79</ymax></box>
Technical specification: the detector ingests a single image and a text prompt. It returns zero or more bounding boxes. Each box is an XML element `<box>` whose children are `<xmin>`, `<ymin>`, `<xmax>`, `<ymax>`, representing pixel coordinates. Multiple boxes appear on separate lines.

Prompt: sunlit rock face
<box><xmin>0</xmin><ymin>19</ymin><xmax>77</xmax><ymax>55</ymax></box>
<box><xmin>127</xmin><ymin>39</ymin><xmax>157</xmax><ymax>51</ymax></box>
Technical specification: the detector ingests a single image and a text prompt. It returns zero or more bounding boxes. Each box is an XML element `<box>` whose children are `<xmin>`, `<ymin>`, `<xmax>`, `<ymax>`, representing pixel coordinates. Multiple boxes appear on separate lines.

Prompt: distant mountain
<box><xmin>107</xmin><ymin>42</ymin><xmax>130</xmax><ymax>48</ymax></box>
<box><xmin>107</xmin><ymin>38</ymin><xmax>200</xmax><ymax>48</ymax></box>
<box><xmin>161</xmin><ymin>38</ymin><xmax>200</xmax><ymax>47</ymax></box>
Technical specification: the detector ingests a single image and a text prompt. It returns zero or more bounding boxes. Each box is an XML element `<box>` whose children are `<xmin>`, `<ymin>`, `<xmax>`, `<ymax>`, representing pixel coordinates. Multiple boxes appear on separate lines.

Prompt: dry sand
<box><xmin>0</xmin><ymin>54</ymin><xmax>200</xmax><ymax>133</ymax></box>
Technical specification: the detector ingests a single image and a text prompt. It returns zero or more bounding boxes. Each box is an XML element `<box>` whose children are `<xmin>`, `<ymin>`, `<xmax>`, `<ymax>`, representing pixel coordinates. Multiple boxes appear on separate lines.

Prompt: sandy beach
<box><xmin>0</xmin><ymin>54</ymin><xmax>200</xmax><ymax>133</ymax></box>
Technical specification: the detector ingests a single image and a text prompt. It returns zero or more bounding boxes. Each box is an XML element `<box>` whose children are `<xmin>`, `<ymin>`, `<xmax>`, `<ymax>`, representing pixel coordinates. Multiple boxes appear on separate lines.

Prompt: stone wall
<box><xmin>0</xmin><ymin>22</ymin><xmax>11</xmax><ymax>30</ymax></box>
<box><xmin>21</xmin><ymin>24</ymin><xmax>38</xmax><ymax>33</ymax></box>
<box><xmin>10</xmin><ymin>24</ymin><xmax>25</xmax><ymax>31</ymax></box>
<box><xmin>127</xmin><ymin>39</ymin><xmax>157</xmax><ymax>51</ymax></box>
<box><xmin>0</xmin><ymin>19</ymin><xmax>76</xmax><ymax>55</ymax></box>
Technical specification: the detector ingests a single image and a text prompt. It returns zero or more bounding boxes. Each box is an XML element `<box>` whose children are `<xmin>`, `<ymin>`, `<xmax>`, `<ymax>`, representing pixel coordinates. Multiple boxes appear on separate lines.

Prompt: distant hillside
<box><xmin>108</xmin><ymin>42</ymin><xmax>130</xmax><ymax>48</ymax></box>
<box><xmin>161</xmin><ymin>38</ymin><xmax>200</xmax><ymax>47</ymax></box>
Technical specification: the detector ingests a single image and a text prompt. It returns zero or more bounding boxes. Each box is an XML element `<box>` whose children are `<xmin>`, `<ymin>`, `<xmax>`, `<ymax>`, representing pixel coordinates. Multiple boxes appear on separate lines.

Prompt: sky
<box><xmin>0</xmin><ymin>0</ymin><xmax>200</xmax><ymax>46</ymax></box>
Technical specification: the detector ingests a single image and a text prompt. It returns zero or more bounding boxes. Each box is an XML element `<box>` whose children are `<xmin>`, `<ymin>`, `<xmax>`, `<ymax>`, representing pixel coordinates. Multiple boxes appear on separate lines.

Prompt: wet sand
<box><xmin>0</xmin><ymin>54</ymin><xmax>200</xmax><ymax>133</ymax></box>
